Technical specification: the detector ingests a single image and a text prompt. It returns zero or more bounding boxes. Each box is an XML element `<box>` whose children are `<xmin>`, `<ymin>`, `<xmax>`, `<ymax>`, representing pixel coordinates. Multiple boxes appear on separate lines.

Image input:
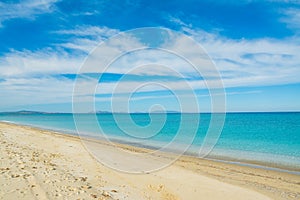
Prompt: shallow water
<box><xmin>1</xmin><ymin>112</ymin><xmax>299</xmax><ymax>170</ymax></box>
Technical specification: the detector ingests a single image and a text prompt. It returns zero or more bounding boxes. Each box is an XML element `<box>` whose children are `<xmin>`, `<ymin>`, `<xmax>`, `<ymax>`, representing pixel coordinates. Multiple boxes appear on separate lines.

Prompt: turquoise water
<box><xmin>0</xmin><ymin>112</ymin><xmax>299</xmax><ymax>170</ymax></box>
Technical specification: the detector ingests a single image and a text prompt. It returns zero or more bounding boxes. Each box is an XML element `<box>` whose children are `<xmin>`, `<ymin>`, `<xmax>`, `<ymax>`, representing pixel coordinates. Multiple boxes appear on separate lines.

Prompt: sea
<box><xmin>0</xmin><ymin>112</ymin><xmax>299</xmax><ymax>173</ymax></box>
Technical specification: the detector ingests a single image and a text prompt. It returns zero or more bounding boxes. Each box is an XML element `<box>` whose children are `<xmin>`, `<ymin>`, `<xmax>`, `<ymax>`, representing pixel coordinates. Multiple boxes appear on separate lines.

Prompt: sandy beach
<box><xmin>0</xmin><ymin>122</ymin><xmax>299</xmax><ymax>200</ymax></box>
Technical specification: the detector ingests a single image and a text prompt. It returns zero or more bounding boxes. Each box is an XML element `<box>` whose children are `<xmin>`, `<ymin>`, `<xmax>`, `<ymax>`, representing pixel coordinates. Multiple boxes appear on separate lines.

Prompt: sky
<box><xmin>0</xmin><ymin>0</ymin><xmax>300</xmax><ymax>113</ymax></box>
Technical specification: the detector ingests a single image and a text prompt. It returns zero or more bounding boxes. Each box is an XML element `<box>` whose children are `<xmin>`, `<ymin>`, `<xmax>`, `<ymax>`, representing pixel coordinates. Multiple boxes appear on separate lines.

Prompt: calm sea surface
<box><xmin>1</xmin><ymin>112</ymin><xmax>299</xmax><ymax>171</ymax></box>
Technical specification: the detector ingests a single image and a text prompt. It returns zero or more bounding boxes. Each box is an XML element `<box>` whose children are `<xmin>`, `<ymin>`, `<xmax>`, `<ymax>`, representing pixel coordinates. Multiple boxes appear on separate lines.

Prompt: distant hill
<box><xmin>0</xmin><ymin>110</ymin><xmax>182</xmax><ymax>114</ymax></box>
<box><xmin>148</xmin><ymin>110</ymin><xmax>180</xmax><ymax>114</ymax></box>
<box><xmin>0</xmin><ymin>110</ymin><xmax>51</xmax><ymax>114</ymax></box>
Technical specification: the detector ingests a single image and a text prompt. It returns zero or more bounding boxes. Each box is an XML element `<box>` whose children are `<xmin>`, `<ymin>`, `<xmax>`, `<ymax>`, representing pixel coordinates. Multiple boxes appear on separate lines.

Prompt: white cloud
<box><xmin>203</xmin><ymin>37</ymin><xmax>300</xmax><ymax>87</ymax></box>
<box><xmin>170</xmin><ymin>18</ymin><xmax>300</xmax><ymax>88</ymax></box>
<box><xmin>54</xmin><ymin>25</ymin><xmax>119</xmax><ymax>37</ymax></box>
<box><xmin>0</xmin><ymin>0</ymin><xmax>58</xmax><ymax>27</ymax></box>
<box><xmin>2</xmin><ymin>24</ymin><xmax>300</xmax><ymax>87</ymax></box>
<box><xmin>53</xmin><ymin>25</ymin><xmax>120</xmax><ymax>53</ymax></box>
<box><xmin>58</xmin><ymin>38</ymin><xmax>99</xmax><ymax>53</ymax></box>
<box><xmin>1</xmin><ymin>23</ymin><xmax>300</xmax><ymax>111</ymax></box>
<box><xmin>0</xmin><ymin>48</ymin><xmax>82</xmax><ymax>77</ymax></box>
<box><xmin>280</xmin><ymin>7</ymin><xmax>300</xmax><ymax>33</ymax></box>
<box><xmin>0</xmin><ymin>76</ymin><xmax>74</xmax><ymax>109</ymax></box>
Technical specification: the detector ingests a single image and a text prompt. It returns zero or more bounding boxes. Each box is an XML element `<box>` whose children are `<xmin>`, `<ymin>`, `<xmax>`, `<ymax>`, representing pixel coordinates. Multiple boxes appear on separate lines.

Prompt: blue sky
<box><xmin>0</xmin><ymin>0</ymin><xmax>300</xmax><ymax>112</ymax></box>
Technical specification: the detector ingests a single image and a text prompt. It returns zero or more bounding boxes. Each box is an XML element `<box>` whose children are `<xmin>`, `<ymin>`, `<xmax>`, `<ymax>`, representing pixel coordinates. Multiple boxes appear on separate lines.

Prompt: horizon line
<box><xmin>1</xmin><ymin>110</ymin><xmax>300</xmax><ymax>114</ymax></box>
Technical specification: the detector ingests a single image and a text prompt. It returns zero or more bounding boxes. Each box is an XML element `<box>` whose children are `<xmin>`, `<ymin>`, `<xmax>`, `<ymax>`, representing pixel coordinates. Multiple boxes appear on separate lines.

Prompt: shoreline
<box><xmin>0</xmin><ymin>121</ymin><xmax>299</xmax><ymax>199</ymax></box>
<box><xmin>1</xmin><ymin>120</ymin><xmax>299</xmax><ymax>175</ymax></box>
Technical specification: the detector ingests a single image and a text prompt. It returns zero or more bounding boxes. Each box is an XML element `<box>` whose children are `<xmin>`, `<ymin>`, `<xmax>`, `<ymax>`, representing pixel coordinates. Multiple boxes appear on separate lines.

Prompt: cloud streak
<box><xmin>172</xmin><ymin>17</ymin><xmax>300</xmax><ymax>88</ymax></box>
<box><xmin>280</xmin><ymin>7</ymin><xmax>300</xmax><ymax>33</ymax></box>
<box><xmin>1</xmin><ymin>14</ymin><xmax>300</xmax><ymax>111</ymax></box>
<box><xmin>0</xmin><ymin>0</ymin><xmax>58</xmax><ymax>27</ymax></box>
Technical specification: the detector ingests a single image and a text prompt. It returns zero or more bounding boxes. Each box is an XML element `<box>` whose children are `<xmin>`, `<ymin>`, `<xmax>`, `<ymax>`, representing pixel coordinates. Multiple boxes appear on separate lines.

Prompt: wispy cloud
<box><xmin>1</xmin><ymin>21</ymin><xmax>299</xmax><ymax>111</ymax></box>
<box><xmin>52</xmin><ymin>25</ymin><xmax>120</xmax><ymax>53</ymax></box>
<box><xmin>280</xmin><ymin>7</ymin><xmax>300</xmax><ymax>33</ymax></box>
<box><xmin>54</xmin><ymin>25</ymin><xmax>119</xmax><ymax>37</ymax></box>
<box><xmin>0</xmin><ymin>76</ymin><xmax>74</xmax><ymax>109</ymax></box>
<box><xmin>0</xmin><ymin>48</ymin><xmax>82</xmax><ymax>78</ymax></box>
<box><xmin>169</xmin><ymin>16</ymin><xmax>300</xmax><ymax>88</ymax></box>
<box><xmin>0</xmin><ymin>0</ymin><xmax>58</xmax><ymax>27</ymax></box>
<box><xmin>1</xmin><ymin>23</ymin><xmax>300</xmax><ymax>92</ymax></box>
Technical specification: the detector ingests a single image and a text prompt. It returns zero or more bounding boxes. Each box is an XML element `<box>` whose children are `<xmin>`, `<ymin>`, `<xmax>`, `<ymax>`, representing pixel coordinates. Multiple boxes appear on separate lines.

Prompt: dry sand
<box><xmin>0</xmin><ymin>122</ymin><xmax>299</xmax><ymax>200</ymax></box>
